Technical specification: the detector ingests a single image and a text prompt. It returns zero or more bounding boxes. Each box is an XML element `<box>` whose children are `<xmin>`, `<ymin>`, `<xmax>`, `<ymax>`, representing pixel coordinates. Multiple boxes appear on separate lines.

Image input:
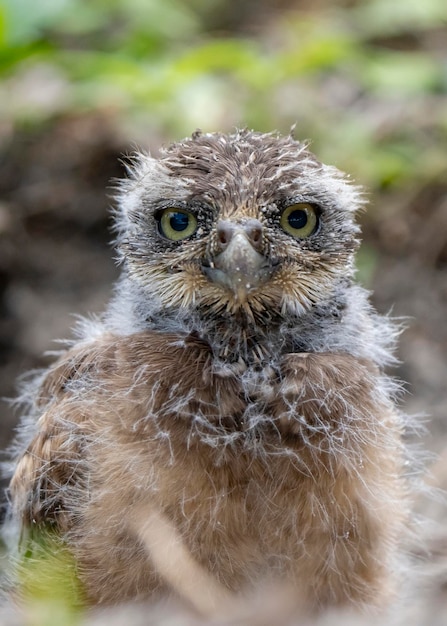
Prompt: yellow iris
<box><xmin>158</xmin><ymin>209</ymin><xmax>198</xmax><ymax>241</ymax></box>
<box><xmin>280</xmin><ymin>203</ymin><xmax>318</xmax><ymax>238</ymax></box>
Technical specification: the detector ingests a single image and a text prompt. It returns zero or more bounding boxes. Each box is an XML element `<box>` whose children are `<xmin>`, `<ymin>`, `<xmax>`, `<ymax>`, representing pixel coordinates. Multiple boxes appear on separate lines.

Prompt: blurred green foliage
<box><xmin>16</xmin><ymin>530</ymin><xmax>84</xmax><ymax>626</ymax></box>
<box><xmin>0</xmin><ymin>0</ymin><xmax>446</xmax><ymax>191</ymax></box>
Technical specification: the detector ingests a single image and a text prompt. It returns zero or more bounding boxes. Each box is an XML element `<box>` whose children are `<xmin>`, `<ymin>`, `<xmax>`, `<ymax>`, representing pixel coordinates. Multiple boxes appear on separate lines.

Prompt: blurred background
<box><xmin>0</xmin><ymin>0</ymin><xmax>446</xmax><ymax>614</ymax></box>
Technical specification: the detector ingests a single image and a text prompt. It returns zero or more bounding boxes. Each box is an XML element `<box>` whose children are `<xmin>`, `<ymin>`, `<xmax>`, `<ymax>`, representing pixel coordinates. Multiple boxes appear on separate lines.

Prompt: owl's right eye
<box><xmin>157</xmin><ymin>209</ymin><xmax>198</xmax><ymax>241</ymax></box>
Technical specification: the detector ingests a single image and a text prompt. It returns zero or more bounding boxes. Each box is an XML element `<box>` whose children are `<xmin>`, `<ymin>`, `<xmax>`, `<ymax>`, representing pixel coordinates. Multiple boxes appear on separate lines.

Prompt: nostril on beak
<box><xmin>216</xmin><ymin>221</ymin><xmax>235</xmax><ymax>249</ymax></box>
<box><xmin>244</xmin><ymin>219</ymin><xmax>263</xmax><ymax>248</ymax></box>
<box><xmin>216</xmin><ymin>219</ymin><xmax>264</xmax><ymax>251</ymax></box>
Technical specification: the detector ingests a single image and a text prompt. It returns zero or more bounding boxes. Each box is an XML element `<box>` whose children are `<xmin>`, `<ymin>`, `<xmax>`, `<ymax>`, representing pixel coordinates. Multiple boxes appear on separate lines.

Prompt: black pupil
<box><xmin>288</xmin><ymin>209</ymin><xmax>308</xmax><ymax>230</ymax></box>
<box><xmin>169</xmin><ymin>212</ymin><xmax>189</xmax><ymax>232</ymax></box>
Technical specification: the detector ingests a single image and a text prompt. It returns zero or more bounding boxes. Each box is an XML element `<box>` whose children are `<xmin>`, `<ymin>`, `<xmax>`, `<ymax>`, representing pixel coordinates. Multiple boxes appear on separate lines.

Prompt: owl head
<box><xmin>114</xmin><ymin>130</ymin><xmax>363</xmax><ymax>326</ymax></box>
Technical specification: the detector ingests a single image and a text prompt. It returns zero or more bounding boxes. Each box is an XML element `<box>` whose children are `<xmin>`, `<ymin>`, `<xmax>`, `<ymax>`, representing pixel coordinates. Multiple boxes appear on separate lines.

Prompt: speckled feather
<box><xmin>6</xmin><ymin>130</ymin><xmax>412</xmax><ymax>617</ymax></box>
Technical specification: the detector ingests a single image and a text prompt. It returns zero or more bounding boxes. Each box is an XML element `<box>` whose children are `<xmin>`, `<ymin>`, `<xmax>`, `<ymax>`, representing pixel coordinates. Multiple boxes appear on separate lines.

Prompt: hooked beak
<box><xmin>203</xmin><ymin>220</ymin><xmax>274</xmax><ymax>301</ymax></box>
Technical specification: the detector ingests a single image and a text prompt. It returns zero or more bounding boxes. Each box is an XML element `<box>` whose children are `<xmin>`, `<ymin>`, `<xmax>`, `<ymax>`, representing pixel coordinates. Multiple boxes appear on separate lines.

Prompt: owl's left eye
<box><xmin>157</xmin><ymin>209</ymin><xmax>198</xmax><ymax>241</ymax></box>
<box><xmin>280</xmin><ymin>203</ymin><xmax>319</xmax><ymax>238</ymax></box>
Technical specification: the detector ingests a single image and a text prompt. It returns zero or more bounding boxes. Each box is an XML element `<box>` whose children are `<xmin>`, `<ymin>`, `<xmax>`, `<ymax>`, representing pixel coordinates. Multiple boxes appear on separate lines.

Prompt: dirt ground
<box><xmin>1</xmin><ymin>115</ymin><xmax>447</xmax><ymax>621</ymax></box>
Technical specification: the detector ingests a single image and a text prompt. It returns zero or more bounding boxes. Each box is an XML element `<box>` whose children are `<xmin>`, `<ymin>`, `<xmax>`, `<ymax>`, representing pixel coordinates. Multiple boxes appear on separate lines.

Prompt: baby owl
<box><xmin>7</xmin><ymin>130</ymin><xmax>410</xmax><ymax>616</ymax></box>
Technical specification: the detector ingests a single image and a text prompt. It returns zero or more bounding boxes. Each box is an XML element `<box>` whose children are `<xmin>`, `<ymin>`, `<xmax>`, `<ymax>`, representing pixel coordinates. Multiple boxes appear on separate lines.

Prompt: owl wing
<box><xmin>8</xmin><ymin>340</ymin><xmax>109</xmax><ymax>534</ymax></box>
<box><xmin>9</xmin><ymin>330</ymin><xmax>218</xmax><ymax>534</ymax></box>
<box><xmin>9</xmin><ymin>331</ymin><xmax>236</xmax><ymax>616</ymax></box>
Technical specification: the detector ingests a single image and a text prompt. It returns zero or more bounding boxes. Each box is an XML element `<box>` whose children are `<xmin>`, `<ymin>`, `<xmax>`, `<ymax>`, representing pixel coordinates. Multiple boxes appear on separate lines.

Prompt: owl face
<box><xmin>117</xmin><ymin>130</ymin><xmax>363</xmax><ymax>323</ymax></box>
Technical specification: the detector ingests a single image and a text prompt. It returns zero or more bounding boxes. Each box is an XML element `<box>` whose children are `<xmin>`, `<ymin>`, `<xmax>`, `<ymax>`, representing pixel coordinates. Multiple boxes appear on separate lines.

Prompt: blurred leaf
<box><xmin>0</xmin><ymin>41</ymin><xmax>53</xmax><ymax>74</ymax></box>
<box><xmin>1</xmin><ymin>0</ymin><xmax>200</xmax><ymax>51</ymax></box>
<box><xmin>19</xmin><ymin>531</ymin><xmax>84</xmax><ymax>626</ymax></box>
<box><xmin>172</xmin><ymin>39</ymin><xmax>261</xmax><ymax>79</ymax></box>
<box><xmin>278</xmin><ymin>35</ymin><xmax>358</xmax><ymax>77</ymax></box>
<box><xmin>2</xmin><ymin>0</ymin><xmax>74</xmax><ymax>45</ymax></box>
<box><xmin>273</xmin><ymin>12</ymin><xmax>361</xmax><ymax>73</ymax></box>
<box><xmin>360</xmin><ymin>51</ymin><xmax>442</xmax><ymax>95</ymax></box>
<box><xmin>0</xmin><ymin>6</ymin><xmax>5</xmax><ymax>47</ymax></box>
<box><xmin>352</xmin><ymin>0</ymin><xmax>447</xmax><ymax>36</ymax></box>
<box><xmin>111</xmin><ymin>0</ymin><xmax>199</xmax><ymax>40</ymax></box>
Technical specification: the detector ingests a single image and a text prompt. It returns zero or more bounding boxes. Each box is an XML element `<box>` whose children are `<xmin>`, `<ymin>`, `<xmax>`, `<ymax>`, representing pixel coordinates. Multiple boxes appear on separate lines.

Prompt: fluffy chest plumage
<box><xmin>66</xmin><ymin>331</ymin><xmax>393</xmax><ymax>580</ymax></box>
<box><xmin>10</xmin><ymin>328</ymin><xmax>405</xmax><ymax>609</ymax></box>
